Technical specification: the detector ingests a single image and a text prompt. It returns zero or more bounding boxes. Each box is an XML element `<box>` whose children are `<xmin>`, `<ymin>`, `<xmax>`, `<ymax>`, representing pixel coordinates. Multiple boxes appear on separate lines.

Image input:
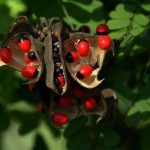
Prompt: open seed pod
<box><xmin>48</xmin><ymin>87</ymin><xmax>79</xmax><ymax>128</ymax></box>
<box><xmin>44</xmin><ymin>17</ymin><xmax>71</xmax><ymax>95</ymax></box>
<box><xmin>63</xmin><ymin>34</ymin><xmax>114</xmax><ymax>89</ymax></box>
<box><xmin>78</xmin><ymin>87</ymin><xmax>107</xmax><ymax>123</ymax></box>
<box><xmin>0</xmin><ymin>16</ymin><xmax>44</xmax><ymax>84</ymax></box>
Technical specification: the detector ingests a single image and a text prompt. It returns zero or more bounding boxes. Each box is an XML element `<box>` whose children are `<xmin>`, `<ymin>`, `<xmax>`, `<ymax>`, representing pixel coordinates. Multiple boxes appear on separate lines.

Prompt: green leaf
<box><xmin>67</xmin><ymin>127</ymin><xmax>93</xmax><ymax>150</ymax></box>
<box><xmin>11</xmin><ymin>110</ymin><xmax>40</xmax><ymax>134</ymax></box>
<box><xmin>130</xmin><ymin>27</ymin><xmax>146</xmax><ymax>36</ymax></box>
<box><xmin>63</xmin><ymin>116</ymin><xmax>88</xmax><ymax>138</ymax></box>
<box><xmin>126</xmin><ymin>99</ymin><xmax>150</xmax><ymax>127</ymax></box>
<box><xmin>116</xmin><ymin>3</ymin><xmax>136</xmax><ymax>12</ymax></box>
<box><xmin>33</xmin><ymin>134</ymin><xmax>48</xmax><ymax>150</ymax></box>
<box><xmin>108</xmin><ymin>28</ymin><xmax>127</xmax><ymax>39</ymax></box>
<box><xmin>68</xmin><ymin>136</ymin><xmax>93</xmax><ymax>150</ymax></box>
<box><xmin>133</xmin><ymin>14</ymin><xmax>149</xmax><ymax>26</ymax></box>
<box><xmin>0</xmin><ymin>105</ymin><xmax>10</xmax><ymax>131</ymax></box>
<box><xmin>130</xmin><ymin>22</ymin><xmax>146</xmax><ymax>36</ymax></box>
<box><xmin>0</xmin><ymin>14</ymin><xmax>13</xmax><ymax>35</ymax></box>
<box><xmin>107</xmin><ymin>19</ymin><xmax>130</xmax><ymax>30</ymax></box>
<box><xmin>100</xmin><ymin>128</ymin><xmax>120</xmax><ymax>147</ymax></box>
<box><xmin>141</xmin><ymin>3</ymin><xmax>150</xmax><ymax>12</ymax></box>
<box><xmin>0</xmin><ymin>121</ymin><xmax>37</xmax><ymax>150</ymax></box>
<box><xmin>110</xmin><ymin>10</ymin><xmax>133</xmax><ymax>19</ymax></box>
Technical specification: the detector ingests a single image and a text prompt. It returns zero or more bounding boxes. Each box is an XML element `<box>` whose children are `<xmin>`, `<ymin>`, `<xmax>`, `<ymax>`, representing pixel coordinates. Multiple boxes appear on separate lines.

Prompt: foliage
<box><xmin>0</xmin><ymin>0</ymin><xmax>150</xmax><ymax>150</ymax></box>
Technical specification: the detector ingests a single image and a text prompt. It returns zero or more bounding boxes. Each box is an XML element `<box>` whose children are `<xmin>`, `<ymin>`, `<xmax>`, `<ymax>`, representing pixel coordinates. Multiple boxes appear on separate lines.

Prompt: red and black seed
<box><xmin>65</xmin><ymin>52</ymin><xmax>74</xmax><ymax>63</ymax></box>
<box><xmin>52</xmin><ymin>33</ymin><xmax>65</xmax><ymax>88</ymax></box>
<box><xmin>54</xmin><ymin>66</ymin><xmax>63</xmax><ymax>75</ymax></box>
<box><xmin>54</xmin><ymin>78</ymin><xmax>60</xmax><ymax>86</ymax></box>
<box><xmin>28</xmin><ymin>51</ymin><xmax>36</xmax><ymax>60</ymax></box>
<box><xmin>78</xmin><ymin>25</ymin><xmax>90</xmax><ymax>33</ymax></box>
<box><xmin>76</xmin><ymin>71</ymin><xmax>84</xmax><ymax>79</ymax></box>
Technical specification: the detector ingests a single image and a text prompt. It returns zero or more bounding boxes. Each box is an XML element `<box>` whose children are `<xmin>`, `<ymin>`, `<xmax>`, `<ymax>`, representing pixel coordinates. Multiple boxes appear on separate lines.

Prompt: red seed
<box><xmin>98</xmin><ymin>35</ymin><xmax>112</xmax><ymax>50</ymax></box>
<box><xmin>96</xmin><ymin>24</ymin><xmax>109</xmax><ymax>35</ymax></box>
<box><xmin>74</xmin><ymin>86</ymin><xmax>84</xmax><ymax>97</ymax></box>
<box><xmin>28</xmin><ymin>83</ymin><xmax>36</xmax><ymax>92</ymax></box>
<box><xmin>57</xmin><ymin>76</ymin><xmax>65</xmax><ymax>87</ymax></box>
<box><xmin>65</xmin><ymin>51</ymin><xmax>79</xmax><ymax>63</ymax></box>
<box><xmin>78</xmin><ymin>25</ymin><xmax>90</xmax><ymax>33</ymax></box>
<box><xmin>53</xmin><ymin>112</ymin><xmax>69</xmax><ymax>125</ymax></box>
<box><xmin>76</xmin><ymin>65</ymin><xmax>93</xmax><ymax>79</ymax></box>
<box><xmin>21</xmin><ymin>66</ymin><xmax>38</xmax><ymax>79</ymax></box>
<box><xmin>77</xmin><ymin>40</ymin><xmax>89</xmax><ymax>57</ymax></box>
<box><xmin>59</xmin><ymin>96</ymin><xmax>72</xmax><ymax>107</ymax></box>
<box><xmin>0</xmin><ymin>47</ymin><xmax>12</xmax><ymax>63</ymax></box>
<box><xmin>84</xmin><ymin>96</ymin><xmax>97</xmax><ymax>110</ymax></box>
<box><xmin>18</xmin><ymin>36</ymin><xmax>31</xmax><ymax>52</ymax></box>
<box><xmin>37</xmin><ymin>102</ymin><xmax>45</xmax><ymax>113</ymax></box>
<box><xmin>25</xmin><ymin>53</ymin><xmax>31</xmax><ymax>63</ymax></box>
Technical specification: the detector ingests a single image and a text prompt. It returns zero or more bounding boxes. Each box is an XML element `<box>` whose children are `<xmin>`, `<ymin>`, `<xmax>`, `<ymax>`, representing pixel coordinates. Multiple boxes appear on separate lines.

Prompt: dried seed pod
<box><xmin>0</xmin><ymin>16</ymin><xmax>44</xmax><ymax>85</ymax></box>
<box><xmin>63</xmin><ymin>34</ymin><xmax>114</xmax><ymax>89</ymax></box>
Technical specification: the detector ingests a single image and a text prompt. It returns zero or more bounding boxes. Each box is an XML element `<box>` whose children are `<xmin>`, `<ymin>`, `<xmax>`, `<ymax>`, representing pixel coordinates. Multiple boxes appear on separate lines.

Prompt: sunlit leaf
<box><xmin>126</xmin><ymin>99</ymin><xmax>150</xmax><ymax>127</ymax></box>
<box><xmin>141</xmin><ymin>3</ymin><xmax>150</xmax><ymax>12</ymax></box>
<box><xmin>107</xmin><ymin>19</ymin><xmax>130</xmax><ymax>30</ymax></box>
<box><xmin>116</xmin><ymin>3</ymin><xmax>137</xmax><ymax>12</ymax></box>
<box><xmin>133</xmin><ymin>14</ymin><xmax>149</xmax><ymax>26</ymax></box>
<box><xmin>110</xmin><ymin>10</ymin><xmax>133</xmax><ymax>19</ymax></box>
<box><xmin>130</xmin><ymin>27</ymin><xmax>146</xmax><ymax>36</ymax></box>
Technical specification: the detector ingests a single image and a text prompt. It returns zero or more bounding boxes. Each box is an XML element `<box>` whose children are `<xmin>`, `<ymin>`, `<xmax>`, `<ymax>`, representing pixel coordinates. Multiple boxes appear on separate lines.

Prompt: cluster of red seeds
<box><xmin>0</xmin><ymin>36</ymin><xmax>39</xmax><ymax>79</ymax></box>
<box><xmin>52</xmin><ymin>86</ymin><xmax>101</xmax><ymax>126</ymax></box>
<box><xmin>0</xmin><ymin>23</ymin><xmax>113</xmax><ymax>127</ymax></box>
<box><xmin>65</xmin><ymin>23</ymin><xmax>112</xmax><ymax>80</ymax></box>
<box><xmin>18</xmin><ymin>36</ymin><xmax>39</xmax><ymax>79</ymax></box>
<box><xmin>65</xmin><ymin>40</ymin><xmax>93</xmax><ymax>79</ymax></box>
<box><xmin>37</xmin><ymin>83</ymin><xmax>101</xmax><ymax>126</ymax></box>
<box><xmin>51</xmin><ymin>23</ymin><xmax>113</xmax><ymax>126</ymax></box>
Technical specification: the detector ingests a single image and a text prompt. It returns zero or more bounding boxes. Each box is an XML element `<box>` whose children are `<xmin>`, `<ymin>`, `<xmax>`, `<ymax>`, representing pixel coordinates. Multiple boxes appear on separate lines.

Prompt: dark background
<box><xmin>0</xmin><ymin>0</ymin><xmax>150</xmax><ymax>150</ymax></box>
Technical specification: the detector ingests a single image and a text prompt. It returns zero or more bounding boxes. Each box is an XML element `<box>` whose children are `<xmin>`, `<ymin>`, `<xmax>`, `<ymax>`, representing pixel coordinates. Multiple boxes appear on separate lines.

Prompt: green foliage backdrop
<box><xmin>0</xmin><ymin>0</ymin><xmax>150</xmax><ymax>150</ymax></box>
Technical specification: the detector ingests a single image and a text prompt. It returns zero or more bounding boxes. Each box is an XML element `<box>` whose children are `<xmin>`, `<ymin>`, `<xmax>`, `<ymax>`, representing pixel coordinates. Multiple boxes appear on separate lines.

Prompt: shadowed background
<box><xmin>0</xmin><ymin>0</ymin><xmax>150</xmax><ymax>150</ymax></box>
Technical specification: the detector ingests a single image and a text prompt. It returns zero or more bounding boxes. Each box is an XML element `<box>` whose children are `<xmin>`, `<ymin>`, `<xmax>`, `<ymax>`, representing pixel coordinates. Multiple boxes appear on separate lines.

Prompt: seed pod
<box><xmin>58</xmin><ymin>96</ymin><xmax>72</xmax><ymax>107</ymax></box>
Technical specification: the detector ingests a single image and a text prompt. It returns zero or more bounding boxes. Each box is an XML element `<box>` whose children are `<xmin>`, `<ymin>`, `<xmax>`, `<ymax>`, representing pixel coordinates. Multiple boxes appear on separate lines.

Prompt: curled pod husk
<box><xmin>100</xmin><ymin>88</ymin><xmax>118</xmax><ymax>125</ymax></box>
<box><xmin>44</xmin><ymin>17</ymin><xmax>72</xmax><ymax>95</ymax></box>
